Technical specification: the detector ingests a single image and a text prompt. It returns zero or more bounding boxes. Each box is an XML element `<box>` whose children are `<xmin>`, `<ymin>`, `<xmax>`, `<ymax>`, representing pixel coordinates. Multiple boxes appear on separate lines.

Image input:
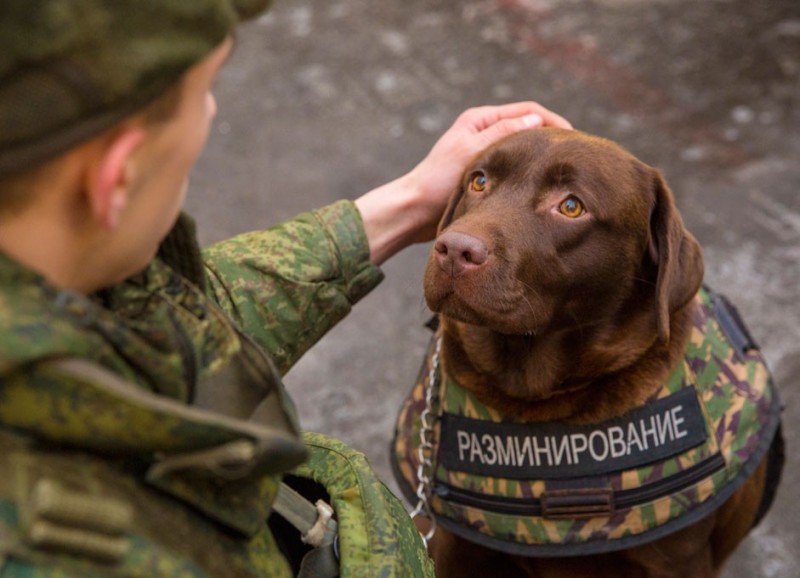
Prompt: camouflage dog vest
<box><xmin>391</xmin><ymin>287</ymin><xmax>783</xmax><ymax>556</ymax></box>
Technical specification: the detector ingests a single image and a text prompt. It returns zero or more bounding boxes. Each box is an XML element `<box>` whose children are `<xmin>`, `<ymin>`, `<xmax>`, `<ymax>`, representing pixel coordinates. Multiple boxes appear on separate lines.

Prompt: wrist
<box><xmin>354</xmin><ymin>172</ymin><xmax>427</xmax><ymax>266</ymax></box>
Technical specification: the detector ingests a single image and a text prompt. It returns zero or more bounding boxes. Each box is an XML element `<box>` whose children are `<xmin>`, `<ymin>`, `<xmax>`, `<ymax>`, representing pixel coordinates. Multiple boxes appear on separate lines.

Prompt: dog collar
<box><xmin>391</xmin><ymin>287</ymin><xmax>783</xmax><ymax>557</ymax></box>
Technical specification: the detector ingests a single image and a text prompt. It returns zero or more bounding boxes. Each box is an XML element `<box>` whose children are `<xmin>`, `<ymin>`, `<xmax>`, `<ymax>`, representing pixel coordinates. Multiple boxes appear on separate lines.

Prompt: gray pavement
<box><xmin>187</xmin><ymin>1</ymin><xmax>799</xmax><ymax>575</ymax></box>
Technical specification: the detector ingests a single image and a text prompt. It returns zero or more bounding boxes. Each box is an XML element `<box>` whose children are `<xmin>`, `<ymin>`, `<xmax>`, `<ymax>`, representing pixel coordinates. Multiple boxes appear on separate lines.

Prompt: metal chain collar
<box><xmin>409</xmin><ymin>335</ymin><xmax>442</xmax><ymax>546</ymax></box>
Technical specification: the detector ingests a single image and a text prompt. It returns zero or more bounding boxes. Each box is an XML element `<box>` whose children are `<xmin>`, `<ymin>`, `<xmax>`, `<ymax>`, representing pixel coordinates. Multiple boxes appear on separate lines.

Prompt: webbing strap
<box><xmin>272</xmin><ymin>482</ymin><xmax>340</xmax><ymax>578</ymax></box>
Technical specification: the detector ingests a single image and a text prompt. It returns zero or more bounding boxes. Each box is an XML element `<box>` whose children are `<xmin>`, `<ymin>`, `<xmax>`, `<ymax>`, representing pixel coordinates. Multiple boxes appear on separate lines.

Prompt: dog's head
<box><xmin>424</xmin><ymin>128</ymin><xmax>703</xmax><ymax>349</ymax></box>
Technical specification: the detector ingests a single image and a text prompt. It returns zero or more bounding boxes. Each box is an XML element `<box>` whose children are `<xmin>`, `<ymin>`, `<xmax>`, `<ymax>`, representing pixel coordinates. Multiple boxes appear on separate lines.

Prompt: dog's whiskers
<box><xmin>567</xmin><ymin>308</ymin><xmax>586</xmax><ymax>342</ymax></box>
<box><xmin>519</xmin><ymin>295</ymin><xmax>539</xmax><ymax>337</ymax></box>
<box><xmin>631</xmin><ymin>274</ymin><xmax>657</xmax><ymax>289</ymax></box>
<box><xmin>516</xmin><ymin>279</ymin><xmax>546</xmax><ymax>335</ymax></box>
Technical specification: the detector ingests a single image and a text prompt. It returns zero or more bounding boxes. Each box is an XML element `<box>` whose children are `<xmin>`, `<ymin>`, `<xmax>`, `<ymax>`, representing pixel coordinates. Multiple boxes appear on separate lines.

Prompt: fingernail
<box><xmin>522</xmin><ymin>114</ymin><xmax>543</xmax><ymax>127</ymax></box>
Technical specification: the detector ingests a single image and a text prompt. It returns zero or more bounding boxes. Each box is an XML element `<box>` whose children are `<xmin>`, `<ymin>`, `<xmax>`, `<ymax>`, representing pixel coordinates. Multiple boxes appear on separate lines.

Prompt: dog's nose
<box><xmin>434</xmin><ymin>231</ymin><xmax>488</xmax><ymax>275</ymax></box>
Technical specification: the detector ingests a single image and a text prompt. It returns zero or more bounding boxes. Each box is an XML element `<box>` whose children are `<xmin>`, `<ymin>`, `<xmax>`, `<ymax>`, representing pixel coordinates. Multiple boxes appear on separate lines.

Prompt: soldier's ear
<box><xmin>86</xmin><ymin>127</ymin><xmax>145</xmax><ymax>229</ymax></box>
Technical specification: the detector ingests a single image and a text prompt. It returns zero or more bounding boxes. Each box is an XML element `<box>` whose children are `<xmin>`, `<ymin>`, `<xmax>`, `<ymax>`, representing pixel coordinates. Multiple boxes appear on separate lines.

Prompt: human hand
<box><xmin>355</xmin><ymin>102</ymin><xmax>572</xmax><ymax>264</ymax></box>
<box><xmin>406</xmin><ymin>102</ymin><xmax>572</xmax><ymax>242</ymax></box>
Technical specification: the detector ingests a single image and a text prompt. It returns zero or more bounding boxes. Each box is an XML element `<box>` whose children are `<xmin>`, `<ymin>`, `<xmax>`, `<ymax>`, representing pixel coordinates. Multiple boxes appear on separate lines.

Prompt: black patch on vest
<box><xmin>438</xmin><ymin>388</ymin><xmax>707</xmax><ymax>479</ymax></box>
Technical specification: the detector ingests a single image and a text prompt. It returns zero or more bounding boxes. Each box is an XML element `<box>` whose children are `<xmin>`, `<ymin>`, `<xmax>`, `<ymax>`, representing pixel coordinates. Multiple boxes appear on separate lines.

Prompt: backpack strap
<box><xmin>272</xmin><ymin>483</ymin><xmax>340</xmax><ymax>578</ymax></box>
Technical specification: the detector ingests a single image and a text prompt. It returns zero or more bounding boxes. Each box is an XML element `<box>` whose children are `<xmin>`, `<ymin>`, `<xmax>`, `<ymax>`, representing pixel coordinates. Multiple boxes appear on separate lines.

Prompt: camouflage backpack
<box><xmin>392</xmin><ymin>287</ymin><xmax>783</xmax><ymax>556</ymax></box>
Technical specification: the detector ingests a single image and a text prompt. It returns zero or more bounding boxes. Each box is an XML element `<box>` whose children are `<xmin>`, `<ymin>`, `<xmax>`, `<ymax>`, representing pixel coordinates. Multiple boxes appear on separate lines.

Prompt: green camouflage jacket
<box><xmin>0</xmin><ymin>201</ymin><xmax>433</xmax><ymax>577</ymax></box>
<box><xmin>392</xmin><ymin>287</ymin><xmax>783</xmax><ymax>557</ymax></box>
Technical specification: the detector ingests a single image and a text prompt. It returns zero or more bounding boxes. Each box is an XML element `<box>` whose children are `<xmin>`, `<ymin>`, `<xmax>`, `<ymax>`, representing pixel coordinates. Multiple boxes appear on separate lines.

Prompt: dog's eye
<box><xmin>559</xmin><ymin>196</ymin><xmax>584</xmax><ymax>218</ymax></box>
<box><xmin>469</xmin><ymin>173</ymin><xmax>487</xmax><ymax>192</ymax></box>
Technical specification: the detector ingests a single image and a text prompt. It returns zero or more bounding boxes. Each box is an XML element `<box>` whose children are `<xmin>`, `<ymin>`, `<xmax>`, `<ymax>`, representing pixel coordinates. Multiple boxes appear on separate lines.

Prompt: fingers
<box><xmin>458</xmin><ymin>101</ymin><xmax>573</xmax><ymax>132</ymax></box>
<box><xmin>473</xmin><ymin>114</ymin><xmax>547</xmax><ymax>149</ymax></box>
<box><xmin>445</xmin><ymin>101</ymin><xmax>572</xmax><ymax>157</ymax></box>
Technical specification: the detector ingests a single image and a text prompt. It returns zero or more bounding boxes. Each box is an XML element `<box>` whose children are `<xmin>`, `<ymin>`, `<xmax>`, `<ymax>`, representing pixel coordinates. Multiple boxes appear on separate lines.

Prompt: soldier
<box><xmin>0</xmin><ymin>1</ymin><xmax>571</xmax><ymax>576</ymax></box>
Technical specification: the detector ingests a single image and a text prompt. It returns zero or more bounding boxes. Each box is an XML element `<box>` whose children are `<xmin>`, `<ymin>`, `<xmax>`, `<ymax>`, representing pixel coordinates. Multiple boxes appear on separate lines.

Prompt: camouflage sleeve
<box><xmin>201</xmin><ymin>200</ymin><xmax>384</xmax><ymax>375</ymax></box>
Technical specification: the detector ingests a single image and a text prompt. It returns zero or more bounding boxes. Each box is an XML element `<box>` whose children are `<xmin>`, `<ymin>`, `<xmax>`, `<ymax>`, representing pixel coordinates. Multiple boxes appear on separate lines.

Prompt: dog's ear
<box><xmin>437</xmin><ymin>185</ymin><xmax>465</xmax><ymax>233</ymax></box>
<box><xmin>647</xmin><ymin>170</ymin><xmax>704</xmax><ymax>343</ymax></box>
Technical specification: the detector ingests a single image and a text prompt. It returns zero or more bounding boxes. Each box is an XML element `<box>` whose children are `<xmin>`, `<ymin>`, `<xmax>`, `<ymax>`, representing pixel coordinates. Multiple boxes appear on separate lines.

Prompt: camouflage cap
<box><xmin>0</xmin><ymin>0</ymin><xmax>272</xmax><ymax>177</ymax></box>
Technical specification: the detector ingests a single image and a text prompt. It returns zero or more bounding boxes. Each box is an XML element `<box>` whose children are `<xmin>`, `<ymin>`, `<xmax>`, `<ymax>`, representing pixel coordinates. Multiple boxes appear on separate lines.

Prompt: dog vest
<box><xmin>391</xmin><ymin>287</ymin><xmax>783</xmax><ymax>557</ymax></box>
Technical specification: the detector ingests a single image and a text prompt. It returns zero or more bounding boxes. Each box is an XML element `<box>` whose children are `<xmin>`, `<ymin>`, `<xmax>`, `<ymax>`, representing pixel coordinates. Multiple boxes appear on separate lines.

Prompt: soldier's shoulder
<box><xmin>0</xmin><ymin>277</ymin><xmax>98</xmax><ymax>375</ymax></box>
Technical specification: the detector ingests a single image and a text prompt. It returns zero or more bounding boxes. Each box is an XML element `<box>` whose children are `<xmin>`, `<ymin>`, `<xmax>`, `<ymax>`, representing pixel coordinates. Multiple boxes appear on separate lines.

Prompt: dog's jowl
<box><xmin>391</xmin><ymin>128</ymin><xmax>784</xmax><ymax>578</ymax></box>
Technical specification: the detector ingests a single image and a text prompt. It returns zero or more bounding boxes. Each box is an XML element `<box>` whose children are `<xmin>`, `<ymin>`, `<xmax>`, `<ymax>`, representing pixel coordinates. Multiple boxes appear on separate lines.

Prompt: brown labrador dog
<box><xmin>413</xmin><ymin>128</ymin><xmax>782</xmax><ymax>578</ymax></box>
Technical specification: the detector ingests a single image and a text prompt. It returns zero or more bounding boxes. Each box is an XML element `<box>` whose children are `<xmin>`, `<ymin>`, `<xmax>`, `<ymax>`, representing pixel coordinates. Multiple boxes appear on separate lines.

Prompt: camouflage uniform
<box><xmin>392</xmin><ymin>287</ymin><xmax>783</xmax><ymax>557</ymax></box>
<box><xmin>0</xmin><ymin>204</ymin><xmax>434</xmax><ymax>577</ymax></box>
<box><xmin>0</xmin><ymin>1</ymin><xmax>434</xmax><ymax>575</ymax></box>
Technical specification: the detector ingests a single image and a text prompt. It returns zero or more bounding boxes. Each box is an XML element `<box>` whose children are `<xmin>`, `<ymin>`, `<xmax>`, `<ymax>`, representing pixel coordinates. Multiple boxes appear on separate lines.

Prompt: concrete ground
<box><xmin>187</xmin><ymin>1</ymin><xmax>799</xmax><ymax>575</ymax></box>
